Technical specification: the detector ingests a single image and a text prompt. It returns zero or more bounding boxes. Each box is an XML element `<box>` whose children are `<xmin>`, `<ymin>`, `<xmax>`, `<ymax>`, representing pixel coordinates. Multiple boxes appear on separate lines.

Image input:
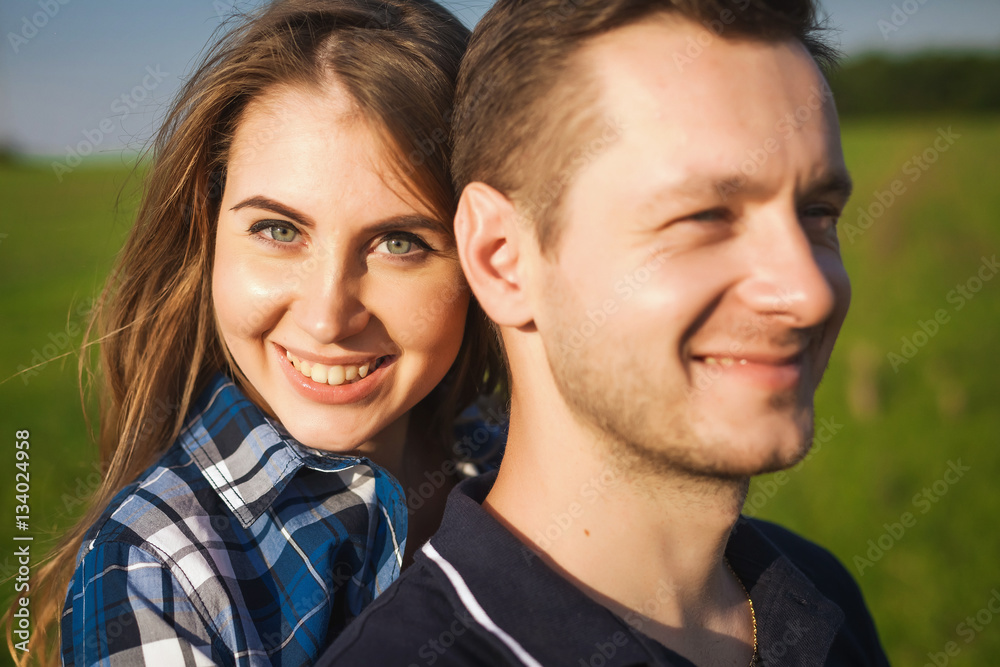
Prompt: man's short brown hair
<box><xmin>452</xmin><ymin>0</ymin><xmax>839</xmax><ymax>253</ymax></box>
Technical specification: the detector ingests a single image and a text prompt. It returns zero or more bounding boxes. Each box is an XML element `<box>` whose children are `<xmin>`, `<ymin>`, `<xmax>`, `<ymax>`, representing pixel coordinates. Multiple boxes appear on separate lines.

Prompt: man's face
<box><xmin>531</xmin><ymin>17</ymin><xmax>852</xmax><ymax>477</ymax></box>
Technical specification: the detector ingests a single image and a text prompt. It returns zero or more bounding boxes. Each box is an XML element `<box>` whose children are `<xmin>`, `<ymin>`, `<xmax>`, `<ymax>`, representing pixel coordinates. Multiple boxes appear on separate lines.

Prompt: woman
<box><xmin>6</xmin><ymin>1</ymin><xmax>503</xmax><ymax>665</ymax></box>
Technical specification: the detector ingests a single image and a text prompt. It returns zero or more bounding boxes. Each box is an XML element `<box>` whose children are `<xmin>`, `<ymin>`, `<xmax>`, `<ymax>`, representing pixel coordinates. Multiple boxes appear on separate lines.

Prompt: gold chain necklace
<box><xmin>725</xmin><ymin>558</ymin><xmax>758</xmax><ymax>667</ymax></box>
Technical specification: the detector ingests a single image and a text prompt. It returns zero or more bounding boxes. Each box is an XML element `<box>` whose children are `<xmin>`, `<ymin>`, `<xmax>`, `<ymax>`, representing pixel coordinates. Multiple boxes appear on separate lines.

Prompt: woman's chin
<box><xmin>277</xmin><ymin>405</ymin><xmax>412</xmax><ymax>460</ymax></box>
<box><xmin>282</xmin><ymin>419</ymin><xmax>376</xmax><ymax>455</ymax></box>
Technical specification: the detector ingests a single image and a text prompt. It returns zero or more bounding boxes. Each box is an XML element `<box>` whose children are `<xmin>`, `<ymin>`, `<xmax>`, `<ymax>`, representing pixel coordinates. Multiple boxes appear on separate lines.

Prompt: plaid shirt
<box><xmin>62</xmin><ymin>373</ymin><xmax>489</xmax><ymax>666</ymax></box>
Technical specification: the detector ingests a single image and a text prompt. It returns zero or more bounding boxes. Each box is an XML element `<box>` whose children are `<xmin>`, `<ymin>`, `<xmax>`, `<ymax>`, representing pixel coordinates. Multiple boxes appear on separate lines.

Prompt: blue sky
<box><xmin>1</xmin><ymin>0</ymin><xmax>998</xmax><ymax>156</ymax></box>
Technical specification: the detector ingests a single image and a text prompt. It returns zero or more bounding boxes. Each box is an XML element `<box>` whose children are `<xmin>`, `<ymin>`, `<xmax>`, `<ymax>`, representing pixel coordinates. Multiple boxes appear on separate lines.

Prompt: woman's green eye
<box><xmin>373</xmin><ymin>232</ymin><xmax>431</xmax><ymax>257</ymax></box>
<box><xmin>248</xmin><ymin>220</ymin><xmax>299</xmax><ymax>244</ymax></box>
<box><xmin>268</xmin><ymin>226</ymin><xmax>298</xmax><ymax>243</ymax></box>
<box><xmin>385</xmin><ymin>238</ymin><xmax>412</xmax><ymax>254</ymax></box>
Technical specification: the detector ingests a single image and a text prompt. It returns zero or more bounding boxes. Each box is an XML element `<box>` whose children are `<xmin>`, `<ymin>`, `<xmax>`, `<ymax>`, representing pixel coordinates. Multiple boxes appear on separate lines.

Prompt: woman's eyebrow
<box><xmin>363</xmin><ymin>214</ymin><xmax>450</xmax><ymax>237</ymax></box>
<box><xmin>230</xmin><ymin>196</ymin><xmax>315</xmax><ymax>228</ymax></box>
<box><xmin>229</xmin><ymin>197</ymin><xmax>448</xmax><ymax>236</ymax></box>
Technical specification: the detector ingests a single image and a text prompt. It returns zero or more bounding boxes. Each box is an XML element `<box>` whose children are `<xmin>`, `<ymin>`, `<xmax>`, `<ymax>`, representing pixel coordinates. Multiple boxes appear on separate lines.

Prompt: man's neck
<box><xmin>483</xmin><ymin>389</ymin><xmax>755</xmax><ymax>664</ymax></box>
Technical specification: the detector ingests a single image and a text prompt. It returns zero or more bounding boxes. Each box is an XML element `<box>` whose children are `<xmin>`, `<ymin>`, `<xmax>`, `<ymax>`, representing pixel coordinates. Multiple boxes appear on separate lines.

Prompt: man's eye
<box><xmin>802</xmin><ymin>204</ymin><xmax>842</xmax><ymax>232</ymax></box>
<box><xmin>688</xmin><ymin>208</ymin><xmax>730</xmax><ymax>223</ymax></box>
<box><xmin>374</xmin><ymin>232</ymin><xmax>432</xmax><ymax>256</ymax></box>
<box><xmin>249</xmin><ymin>220</ymin><xmax>299</xmax><ymax>244</ymax></box>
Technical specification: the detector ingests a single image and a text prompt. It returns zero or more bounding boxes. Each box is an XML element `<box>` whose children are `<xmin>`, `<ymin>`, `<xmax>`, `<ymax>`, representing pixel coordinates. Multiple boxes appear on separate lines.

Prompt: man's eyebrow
<box><xmin>804</xmin><ymin>172</ymin><xmax>854</xmax><ymax>201</ymax></box>
<box><xmin>230</xmin><ymin>196</ymin><xmax>315</xmax><ymax>227</ymax></box>
<box><xmin>643</xmin><ymin>170</ymin><xmax>855</xmax><ymax>209</ymax></box>
<box><xmin>639</xmin><ymin>174</ymin><xmax>772</xmax><ymax>210</ymax></box>
<box><xmin>230</xmin><ymin>195</ymin><xmax>449</xmax><ymax>237</ymax></box>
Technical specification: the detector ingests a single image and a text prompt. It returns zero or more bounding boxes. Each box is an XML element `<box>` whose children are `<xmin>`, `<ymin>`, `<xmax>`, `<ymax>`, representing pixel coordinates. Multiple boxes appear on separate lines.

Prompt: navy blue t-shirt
<box><xmin>320</xmin><ymin>471</ymin><xmax>889</xmax><ymax>666</ymax></box>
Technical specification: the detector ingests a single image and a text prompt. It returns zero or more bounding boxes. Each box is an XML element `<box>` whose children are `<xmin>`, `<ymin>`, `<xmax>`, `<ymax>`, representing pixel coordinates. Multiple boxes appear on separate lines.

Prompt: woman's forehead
<box><xmin>230</xmin><ymin>81</ymin><xmax>364</xmax><ymax>157</ymax></box>
<box><xmin>224</xmin><ymin>86</ymin><xmax>436</xmax><ymax>225</ymax></box>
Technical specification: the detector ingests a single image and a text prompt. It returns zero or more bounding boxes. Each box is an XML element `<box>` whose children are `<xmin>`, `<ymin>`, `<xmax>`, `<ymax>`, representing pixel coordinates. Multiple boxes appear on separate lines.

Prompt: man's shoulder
<box><xmin>319</xmin><ymin>556</ymin><xmax>513</xmax><ymax>666</ymax></box>
<box><xmin>741</xmin><ymin>516</ymin><xmax>860</xmax><ymax>593</ymax></box>
<box><xmin>740</xmin><ymin>517</ymin><xmax>889</xmax><ymax>665</ymax></box>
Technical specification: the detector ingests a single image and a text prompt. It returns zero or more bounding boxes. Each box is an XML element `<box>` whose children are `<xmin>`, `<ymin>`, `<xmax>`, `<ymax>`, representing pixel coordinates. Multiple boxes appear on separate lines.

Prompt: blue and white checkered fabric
<box><xmin>61</xmin><ymin>373</ymin><xmax>409</xmax><ymax>666</ymax></box>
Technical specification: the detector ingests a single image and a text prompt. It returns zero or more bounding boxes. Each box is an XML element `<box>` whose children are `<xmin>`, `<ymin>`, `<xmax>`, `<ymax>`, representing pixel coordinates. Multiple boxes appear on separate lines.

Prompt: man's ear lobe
<box><xmin>455</xmin><ymin>182</ymin><xmax>534</xmax><ymax>328</ymax></box>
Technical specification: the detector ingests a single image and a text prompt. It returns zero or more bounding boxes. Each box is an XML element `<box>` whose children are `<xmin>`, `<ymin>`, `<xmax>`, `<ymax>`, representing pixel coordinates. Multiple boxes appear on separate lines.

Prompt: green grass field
<box><xmin>2</xmin><ymin>117</ymin><xmax>999</xmax><ymax>665</ymax></box>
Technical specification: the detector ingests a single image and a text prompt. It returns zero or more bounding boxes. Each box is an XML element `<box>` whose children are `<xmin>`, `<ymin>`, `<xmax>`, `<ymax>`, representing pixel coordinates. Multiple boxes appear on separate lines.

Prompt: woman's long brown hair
<box><xmin>5</xmin><ymin>1</ymin><xmax>502</xmax><ymax>663</ymax></box>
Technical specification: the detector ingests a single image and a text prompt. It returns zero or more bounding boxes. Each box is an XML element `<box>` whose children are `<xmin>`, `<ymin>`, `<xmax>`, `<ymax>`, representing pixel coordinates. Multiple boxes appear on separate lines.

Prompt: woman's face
<box><xmin>213</xmin><ymin>83</ymin><xmax>468</xmax><ymax>456</ymax></box>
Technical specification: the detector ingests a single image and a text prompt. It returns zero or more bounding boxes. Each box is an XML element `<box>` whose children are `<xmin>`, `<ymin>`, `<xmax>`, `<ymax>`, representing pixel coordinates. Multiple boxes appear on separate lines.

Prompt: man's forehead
<box><xmin>575</xmin><ymin>15</ymin><xmax>819</xmax><ymax>111</ymax></box>
<box><xmin>565</xmin><ymin>20</ymin><xmax>842</xmax><ymax>170</ymax></box>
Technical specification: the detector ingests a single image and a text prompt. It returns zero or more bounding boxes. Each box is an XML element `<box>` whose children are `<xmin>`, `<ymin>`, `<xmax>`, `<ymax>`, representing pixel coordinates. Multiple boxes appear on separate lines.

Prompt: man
<box><xmin>321</xmin><ymin>0</ymin><xmax>889</xmax><ymax>664</ymax></box>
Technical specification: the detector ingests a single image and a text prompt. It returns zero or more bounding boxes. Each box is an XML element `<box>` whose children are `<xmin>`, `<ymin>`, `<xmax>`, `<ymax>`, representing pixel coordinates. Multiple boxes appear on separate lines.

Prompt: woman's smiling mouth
<box><xmin>284</xmin><ymin>349</ymin><xmax>390</xmax><ymax>386</ymax></box>
<box><xmin>274</xmin><ymin>343</ymin><xmax>398</xmax><ymax>405</ymax></box>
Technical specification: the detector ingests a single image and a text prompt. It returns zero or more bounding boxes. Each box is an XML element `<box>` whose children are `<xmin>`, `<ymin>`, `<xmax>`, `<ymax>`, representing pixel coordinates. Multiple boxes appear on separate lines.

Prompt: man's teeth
<box><xmin>286</xmin><ymin>351</ymin><xmax>376</xmax><ymax>385</ymax></box>
<box><xmin>702</xmin><ymin>357</ymin><xmax>748</xmax><ymax>367</ymax></box>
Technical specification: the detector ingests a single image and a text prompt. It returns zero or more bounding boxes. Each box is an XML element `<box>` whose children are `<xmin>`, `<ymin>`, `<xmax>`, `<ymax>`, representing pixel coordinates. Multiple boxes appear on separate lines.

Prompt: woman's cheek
<box><xmin>386</xmin><ymin>265</ymin><xmax>469</xmax><ymax>350</ymax></box>
<box><xmin>214</xmin><ymin>243</ymin><xmax>289</xmax><ymax>342</ymax></box>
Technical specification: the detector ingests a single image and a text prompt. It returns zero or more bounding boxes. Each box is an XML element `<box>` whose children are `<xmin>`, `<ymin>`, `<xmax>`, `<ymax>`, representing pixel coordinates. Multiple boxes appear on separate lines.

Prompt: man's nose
<box><xmin>735</xmin><ymin>212</ymin><xmax>839</xmax><ymax>329</ymax></box>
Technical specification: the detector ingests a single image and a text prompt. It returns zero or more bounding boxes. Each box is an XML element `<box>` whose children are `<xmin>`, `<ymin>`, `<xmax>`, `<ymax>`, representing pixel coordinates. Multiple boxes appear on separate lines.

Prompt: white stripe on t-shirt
<box><xmin>421</xmin><ymin>542</ymin><xmax>544</xmax><ymax>667</ymax></box>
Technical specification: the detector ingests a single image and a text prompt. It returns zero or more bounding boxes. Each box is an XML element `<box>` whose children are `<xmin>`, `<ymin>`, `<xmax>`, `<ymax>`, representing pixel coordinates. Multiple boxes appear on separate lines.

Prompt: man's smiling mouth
<box><xmin>689</xmin><ymin>351</ymin><xmax>806</xmax><ymax>392</ymax></box>
<box><xmin>691</xmin><ymin>352</ymin><xmax>803</xmax><ymax>367</ymax></box>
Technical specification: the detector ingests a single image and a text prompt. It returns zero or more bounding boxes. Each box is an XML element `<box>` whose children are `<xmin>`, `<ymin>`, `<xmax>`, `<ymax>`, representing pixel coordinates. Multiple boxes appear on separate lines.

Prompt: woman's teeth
<box><xmin>285</xmin><ymin>351</ymin><xmax>381</xmax><ymax>386</ymax></box>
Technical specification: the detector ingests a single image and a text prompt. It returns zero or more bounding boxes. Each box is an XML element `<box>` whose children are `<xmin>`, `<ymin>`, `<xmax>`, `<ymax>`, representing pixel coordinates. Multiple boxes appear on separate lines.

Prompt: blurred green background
<box><xmin>2</xmin><ymin>55</ymin><xmax>1000</xmax><ymax>666</ymax></box>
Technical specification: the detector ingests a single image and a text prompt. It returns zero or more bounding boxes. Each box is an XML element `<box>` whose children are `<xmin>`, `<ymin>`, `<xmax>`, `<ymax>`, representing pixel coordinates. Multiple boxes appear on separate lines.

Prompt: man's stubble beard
<box><xmin>541</xmin><ymin>307</ymin><xmax>816</xmax><ymax>492</ymax></box>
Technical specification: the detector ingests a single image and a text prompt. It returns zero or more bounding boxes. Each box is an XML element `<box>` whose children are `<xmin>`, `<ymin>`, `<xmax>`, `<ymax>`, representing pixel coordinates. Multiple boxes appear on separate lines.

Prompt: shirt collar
<box><xmin>427</xmin><ymin>472</ymin><xmax>659</xmax><ymax>665</ymax></box>
<box><xmin>726</xmin><ymin>518</ymin><xmax>845</xmax><ymax>665</ymax></box>
<box><xmin>179</xmin><ymin>373</ymin><xmax>372</xmax><ymax>528</ymax></box>
<box><xmin>427</xmin><ymin>471</ymin><xmax>844</xmax><ymax>666</ymax></box>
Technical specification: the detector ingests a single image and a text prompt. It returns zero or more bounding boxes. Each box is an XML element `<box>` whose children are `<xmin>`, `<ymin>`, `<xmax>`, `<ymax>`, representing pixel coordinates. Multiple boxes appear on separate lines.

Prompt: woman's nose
<box><xmin>290</xmin><ymin>254</ymin><xmax>370</xmax><ymax>344</ymax></box>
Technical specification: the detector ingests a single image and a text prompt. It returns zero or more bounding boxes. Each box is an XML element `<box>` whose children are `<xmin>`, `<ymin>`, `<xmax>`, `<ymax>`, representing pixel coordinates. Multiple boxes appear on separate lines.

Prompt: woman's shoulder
<box><xmin>78</xmin><ymin>436</ymin><xmax>215</xmax><ymax>556</ymax></box>
<box><xmin>79</xmin><ymin>373</ymin><xmax>273</xmax><ymax>554</ymax></box>
<box><xmin>452</xmin><ymin>398</ymin><xmax>508</xmax><ymax>475</ymax></box>
<box><xmin>67</xmin><ymin>435</ymin><xmax>251</xmax><ymax>657</ymax></box>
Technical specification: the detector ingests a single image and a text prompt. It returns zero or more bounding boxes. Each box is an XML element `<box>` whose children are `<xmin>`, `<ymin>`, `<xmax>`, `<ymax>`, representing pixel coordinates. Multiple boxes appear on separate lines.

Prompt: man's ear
<box><xmin>455</xmin><ymin>182</ymin><xmax>534</xmax><ymax>328</ymax></box>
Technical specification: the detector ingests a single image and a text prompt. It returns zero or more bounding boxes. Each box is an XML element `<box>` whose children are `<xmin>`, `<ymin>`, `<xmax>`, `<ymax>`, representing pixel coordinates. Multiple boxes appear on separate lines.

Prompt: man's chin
<box><xmin>694</xmin><ymin>402</ymin><xmax>816</xmax><ymax>473</ymax></box>
<box><xmin>748</xmin><ymin>436</ymin><xmax>815</xmax><ymax>476</ymax></box>
<box><xmin>681</xmin><ymin>419</ymin><xmax>815</xmax><ymax>479</ymax></box>
<box><xmin>616</xmin><ymin>430</ymin><xmax>812</xmax><ymax>483</ymax></box>
<box><xmin>703</xmin><ymin>449</ymin><xmax>808</xmax><ymax>480</ymax></box>
<box><xmin>743</xmin><ymin>443</ymin><xmax>810</xmax><ymax>476</ymax></box>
